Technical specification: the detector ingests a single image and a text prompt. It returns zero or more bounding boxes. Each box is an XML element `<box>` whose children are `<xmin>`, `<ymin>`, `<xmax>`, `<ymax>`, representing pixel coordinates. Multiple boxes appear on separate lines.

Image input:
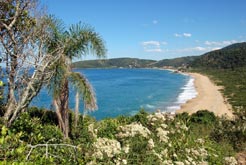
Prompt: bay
<box><xmin>32</xmin><ymin>69</ymin><xmax>193</xmax><ymax>120</ymax></box>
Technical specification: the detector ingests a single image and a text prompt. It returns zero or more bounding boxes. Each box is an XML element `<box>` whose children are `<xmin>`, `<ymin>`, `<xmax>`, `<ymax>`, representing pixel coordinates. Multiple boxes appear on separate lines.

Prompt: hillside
<box><xmin>72</xmin><ymin>58</ymin><xmax>156</xmax><ymax>68</ymax></box>
<box><xmin>190</xmin><ymin>42</ymin><xmax>246</xmax><ymax>112</ymax></box>
<box><xmin>190</xmin><ymin>42</ymin><xmax>246</xmax><ymax>69</ymax></box>
<box><xmin>72</xmin><ymin>56</ymin><xmax>200</xmax><ymax>69</ymax></box>
<box><xmin>151</xmin><ymin>56</ymin><xmax>199</xmax><ymax>68</ymax></box>
<box><xmin>72</xmin><ymin>42</ymin><xmax>246</xmax><ymax>70</ymax></box>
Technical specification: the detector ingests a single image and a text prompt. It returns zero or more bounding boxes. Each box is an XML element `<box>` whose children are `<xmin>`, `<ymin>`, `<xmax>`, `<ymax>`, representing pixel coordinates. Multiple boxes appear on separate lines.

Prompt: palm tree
<box><xmin>47</xmin><ymin>20</ymin><xmax>106</xmax><ymax>138</ymax></box>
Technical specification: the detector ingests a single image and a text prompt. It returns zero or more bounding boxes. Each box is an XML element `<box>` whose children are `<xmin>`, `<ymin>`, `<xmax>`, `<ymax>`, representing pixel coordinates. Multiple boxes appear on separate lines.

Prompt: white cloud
<box><xmin>176</xmin><ymin>46</ymin><xmax>207</xmax><ymax>52</ymax></box>
<box><xmin>174</xmin><ymin>33</ymin><xmax>182</xmax><ymax>37</ymax></box>
<box><xmin>204</xmin><ymin>40</ymin><xmax>238</xmax><ymax>46</ymax></box>
<box><xmin>174</xmin><ymin>33</ymin><xmax>192</xmax><ymax>38</ymax></box>
<box><xmin>183</xmin><ymin>33</ymin><xmax>192</xmax><ymax>37</ymax></box>
<box><xmin>152</xmin><ymin>20</ymin><xmax>158</xmax><ymax>24</ymax></box>
<box><xmin>141</xmin><ymin>40</ymin><xmax>167</xmax><ymax>53</ymax></box>
<box><xmin>141</xmin><ymin>41</ymin><xmax>160</xmax><ymax>46</ymax></box>
<box><xmin>211</xmin><ymin>47</ymin><xmax>222</xmax><ymax>51</ymax></box>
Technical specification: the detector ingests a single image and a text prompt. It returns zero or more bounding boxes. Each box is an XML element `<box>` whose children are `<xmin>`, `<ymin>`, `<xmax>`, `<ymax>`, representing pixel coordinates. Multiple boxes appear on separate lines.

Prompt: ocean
<box><xmin>31</xmin><ymin>68</ymin><xmax>197</xmax><ymax>120</ymax></box>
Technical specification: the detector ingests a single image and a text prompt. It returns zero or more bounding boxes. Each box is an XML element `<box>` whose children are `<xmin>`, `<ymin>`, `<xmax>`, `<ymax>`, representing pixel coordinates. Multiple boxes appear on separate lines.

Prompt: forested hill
<box><xmin>72</xmin><ymin>56</ymin><xmax>198</xmax><ymax>69</ymax></box>
<box><xmin>72</xmin><ymin>42</ymin><xmax>246</xmax><ymax>69</ymax></box>
<box><xmin>72</xmin><ymin>58</ymin><xmax>156</xmax><ymax>68</ymax></box>
<box><xmin>151</xmin><ymin>56</ymin><xmax>199</xmax><ymax>68</ymax></box>
<box><xmin>190</xmin><ymin>42</ymin><xmax>246</xmax><ymax>69</ymax></box>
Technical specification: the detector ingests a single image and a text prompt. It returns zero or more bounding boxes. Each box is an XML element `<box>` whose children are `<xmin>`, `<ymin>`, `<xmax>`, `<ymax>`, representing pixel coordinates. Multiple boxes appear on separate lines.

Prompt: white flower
<box><xmin>191</xmin><ymin>148</ymin><xmax>200</xmax><ymax>157</ymax></box>
<box><xmin>161</xmin><ymin>149</ymin><xmax>168</xmax><ymax>158</ymax></box>
<box><xmin>187</xmin><ymin>156</ymin><xmax>193</xmax><ymax>162</ymax></box>
<box><xmin>93</xmin><ymin>138</ymin><xmax>121</xmax><ymax>159</ymax></box>
<box><xmin>198</xmin><ymin>161</ymin><xmax>209</xmax><ymax>165</ymax></box>
<box><xmin>122</xmin><ymin>144</ymin><xmax>130</xmax><ymax>154</ymax></box>
<box><xmin>122</xmin><ymin>159</ymin><xmax>127</xmax><ymax>164</ymax></box>
<box><xmin>161</xmin><ymin>123</ymin><xmax>168</xmax><ymax>129</ymax></box>
<box><xmin>117</xmin><ymin>122</ymin><xmax>151</xmax><ymax>138</ymax></box>
<box><xmin>185</xmin><ymin>148</ymin><xmax>191</xmax><ymax>154</ymax></box>
<box><xmin>147</xmin><ymin>138</ymin><xmax>155</xmax><ymax>149</ymax></box>
<box><xmin>195</xmin><ymin>138</ymin><xmax>205</xmax><ymax>145</ymax></box>
<box><xmin>199</xmin><ymin>148</ymin><xmax>208</xmax><ymax>158</ymax></box>
<box><xmin>147</xmin><ymin>112</ymin><xmax>167</xmax><ymax>123</ymax></box>
<box><xmin>184</xmin><ymin>160</ymin><xmax>190</xmax><ymax>165</ymax></box>
<box><xmin>166</xmin><ymin>114</ymin><xmax>175</xmax><ymax>121</ymax></box>
<box><xmin>224</xmin><ymin>157</ymin><xmax>237</xmax><ymax>165</ymax></box>
<box><xmin>168</xmin><ymin>143</ymin><xmax>172</xmax><ymax>147</ymax></box>
<box><xmin>88</xmin><ymin>124</ymin><xmax>97</xmax><ymax>138</ymax></box>
<box><xmin>174</xmin><ymin>161</ymin><xmax>184</xmax><ymax>165</ymax></box>
<box><xmin>156</xmin><ymin>127</ymin><xmax>169</xmax><ymax>143</ymax></box>
<box><xmin>163</xmin><ymin>160</ymin><xmax>172</xmax><ymax>165</ymax></box>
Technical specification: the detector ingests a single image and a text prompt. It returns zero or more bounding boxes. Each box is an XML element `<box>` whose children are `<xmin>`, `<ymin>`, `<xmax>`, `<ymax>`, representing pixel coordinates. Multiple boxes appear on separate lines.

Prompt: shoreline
<box><xmin>176</xmin><ymin>72</ymin><xmax>234</xmax><ymax>118</ymax></box>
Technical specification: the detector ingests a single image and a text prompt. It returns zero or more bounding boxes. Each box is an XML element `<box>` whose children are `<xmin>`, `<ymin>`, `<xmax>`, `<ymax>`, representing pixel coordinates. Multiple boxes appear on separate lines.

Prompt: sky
<box><xmin>41</xmin><ymin>0</ymin><xmax>246</xmax><ymax>61</ymax></box>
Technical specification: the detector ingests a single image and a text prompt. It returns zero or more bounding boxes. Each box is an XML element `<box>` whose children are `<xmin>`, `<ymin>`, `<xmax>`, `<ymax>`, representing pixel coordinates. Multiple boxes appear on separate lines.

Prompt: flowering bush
<box><xmin>0</xmin><ymin>109</ymin><xmax>240</xmax><ymax>164</ymax></box>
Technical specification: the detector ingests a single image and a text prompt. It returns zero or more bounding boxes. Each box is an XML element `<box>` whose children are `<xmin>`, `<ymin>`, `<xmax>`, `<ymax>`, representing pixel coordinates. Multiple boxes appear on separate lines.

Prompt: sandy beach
<box><xmin>176</xmin><ymin>73</ymin><xmax>234</xmax><ymax>118</ymax></box>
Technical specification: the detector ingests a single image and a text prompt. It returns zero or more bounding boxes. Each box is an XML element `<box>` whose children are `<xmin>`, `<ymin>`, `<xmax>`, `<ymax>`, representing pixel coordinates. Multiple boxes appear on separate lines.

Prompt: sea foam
<box><xmin>167</xmin><ymin>76</ymin><xmax>197</xmax><ymax>112</ymax></box>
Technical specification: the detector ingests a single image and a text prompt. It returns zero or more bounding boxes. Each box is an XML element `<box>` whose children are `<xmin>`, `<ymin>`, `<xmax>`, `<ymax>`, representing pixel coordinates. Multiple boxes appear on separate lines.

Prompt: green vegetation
<box><xmin>46</xmin><ymin>18</ymin><xmax>106</xmax><ymax>138</ymax></box>
<box><xmin>191</xmin><ymin>42</ymin><xmax>246</xmax><ymax>70</ymax></box>
<box><xmin>0</xmin><ymin>109</ymin><xmax>241</xmax><ymax>164</ymax></box>
<box><xmin>72</xmin><ymin>58</ymin><xmax>156</xmax><ymax>68</ymax></box>
<box><xmin>72</xmin><ymin>56</ymin><xmax>199</xmax><ymax>69</ymax></box>
<box><xmin>194</xmin><ymin>68</ymin><xmax>246</xmax><ymax>111</ymax></box>
<box><xmin>0</xmin><ymin>0</ymin><xmax>246</xmax><ymax>164</ymax></box>
<box><xmin>152</xmin><ymin>56</ymin><xmax>199</xmax><ymax>68</ymax></box>
<box><xmin>189</xmin><ymin>42</ymin><xmax>246</xmax><ymax>113</ymax></box>
<box><xmin>0</xmin><ymin>0</ymin><xmax>106</xmax><ymax>139</ymax></box>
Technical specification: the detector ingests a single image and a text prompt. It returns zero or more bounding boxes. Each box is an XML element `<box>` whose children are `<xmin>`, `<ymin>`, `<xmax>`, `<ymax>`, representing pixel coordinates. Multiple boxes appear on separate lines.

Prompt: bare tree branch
<box><xmin>26</xmin><ymin>143</ymin><xmax>79</xmax><ymax>160</ymax></box>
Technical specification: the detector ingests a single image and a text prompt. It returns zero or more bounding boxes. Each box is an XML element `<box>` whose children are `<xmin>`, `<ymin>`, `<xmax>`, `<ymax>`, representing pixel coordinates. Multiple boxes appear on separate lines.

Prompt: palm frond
<box><xmin>44</xmin><ymin>15</ymin><xmax>66</xmax><ymax>54</ymax></box>
<box><xmin>46</xmin><ymin>56</ymin><xmax>69</xmax><ymax>99</ymax></box>
<box><xmin>65</xmin><ymin>23</ymin><xmax>107</xmax><ymax>59</ymax></box>
<box><xmin>69</xmin><ymin>72</ymin><xmax>97</xmax><ymax>111</ymax></box>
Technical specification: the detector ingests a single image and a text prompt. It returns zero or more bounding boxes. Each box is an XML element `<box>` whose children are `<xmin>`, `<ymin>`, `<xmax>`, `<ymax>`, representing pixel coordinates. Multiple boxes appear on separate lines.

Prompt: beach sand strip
<box><xmin>176</xmin><ymin>73</ymin><xmax>234</xmax><ymax>118</ymax></box>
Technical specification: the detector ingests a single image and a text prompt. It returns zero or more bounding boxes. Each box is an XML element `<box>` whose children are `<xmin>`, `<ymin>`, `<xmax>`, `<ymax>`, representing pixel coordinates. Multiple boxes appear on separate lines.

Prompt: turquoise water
<box><xmin>32</xmin><ymin>69</ymin><xmax>195</xmax><ymax>120</ymax></box>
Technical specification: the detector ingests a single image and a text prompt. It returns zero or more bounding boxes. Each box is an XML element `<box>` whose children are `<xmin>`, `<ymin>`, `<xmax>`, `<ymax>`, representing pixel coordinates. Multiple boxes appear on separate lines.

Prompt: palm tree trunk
<box><xmin>55</xmin><ymin>79</ymin><xmax>70</xmax><ymax>139</ymax></box>
<box><xmin>75</xmin><ymin>92</ymin><xmax>79</xmax><ymax>128</ymax></box>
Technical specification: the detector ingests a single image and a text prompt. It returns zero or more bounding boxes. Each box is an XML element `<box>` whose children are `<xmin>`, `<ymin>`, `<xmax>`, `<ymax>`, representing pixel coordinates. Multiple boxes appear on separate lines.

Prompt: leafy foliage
<box><xmin>0</xmin><ymin>108</ymin><xmax>241</xmax><ymax>164</ymax></box>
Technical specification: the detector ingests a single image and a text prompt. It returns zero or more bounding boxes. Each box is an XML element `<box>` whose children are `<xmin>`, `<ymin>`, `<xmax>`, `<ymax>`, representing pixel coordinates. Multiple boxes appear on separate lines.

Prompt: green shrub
<box><xmin>28</xmin><ymin>107</ymin><xmax>58</xmax><ymax>125</ymax></box>
<box><xmin>11</xmin><ymin>112</ymin><xmax>44</xmax><ymax>144</ymax></box>
<box><xmin>211</xmin><ymin>113</ymin><xmax>246</xmax><ymax>152</ymax></box>
<box><xmin>0</xmin><ymin>125</ymin><xmax>27</xmax><ymax>162</ymax></box>
<box><xmin>40</xmin><ymin>125</ymin><xmax>63</xmax><ymax>143</ymax></box>
<box><xmin>96</xmin><ymin>118</ymin><xmax>119</xmax><ymax>139</ymax></box>
<box><xmin>190</xmin><ymin>110</ymin><xmax>217</xmax><ymax>125</ymax></box>
<box><xmin>130</xmin><ymin>109</ymin><xmax>149</xmax><ymax>127</ymax></box>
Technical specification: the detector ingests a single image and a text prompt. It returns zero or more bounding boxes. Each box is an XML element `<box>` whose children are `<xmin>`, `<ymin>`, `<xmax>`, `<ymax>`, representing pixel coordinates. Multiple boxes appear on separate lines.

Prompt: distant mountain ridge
<box><xmin>72</xmin><ymin>42</ymin><xmax>246</xmax><ymax>69</ymax></box>
<box><xmin>190</xmin><ymin>42</ymin><xmax>246</xmax><ymax>69</ymax></box>
<box><xmin>72</xmin><ymin>58</ymin><xmax>156</xmax><ymax>68</ymax></box>
<box><xmin>72</xmin><ymin>56</ymin><xmax>198</xmax><ymax>69</ymax></box>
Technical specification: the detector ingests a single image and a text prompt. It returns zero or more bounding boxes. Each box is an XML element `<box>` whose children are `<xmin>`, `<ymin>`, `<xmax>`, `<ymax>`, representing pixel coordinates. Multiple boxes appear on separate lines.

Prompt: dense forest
<box><xmin>0</xmin><ymin>0</ymin><xmax>246</xmax><ymax>164</ymax></box>
<box><xmin>190</xmin><ymin>42</ymin><xmax>246</xmax><ymax>69</ymax></box>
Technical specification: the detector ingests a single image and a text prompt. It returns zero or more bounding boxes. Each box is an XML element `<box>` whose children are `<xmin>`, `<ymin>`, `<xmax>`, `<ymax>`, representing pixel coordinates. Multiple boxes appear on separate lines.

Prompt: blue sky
<box><xmin>41</xmin><ymin>0</ymin><xmax>246</xmax><ymax>60</ymax></box>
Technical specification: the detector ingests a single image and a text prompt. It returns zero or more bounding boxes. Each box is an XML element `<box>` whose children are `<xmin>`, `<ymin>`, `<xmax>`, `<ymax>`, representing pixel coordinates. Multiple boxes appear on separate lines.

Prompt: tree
<box><xmin>47</xmin><ymin>22</ymin><xmax>106</xmax><ymax>138</ymax></box>
<box><xmin>0</xmin><ymin>0</ymin><xmax>63</xmax><ymax>126</ymax></box>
